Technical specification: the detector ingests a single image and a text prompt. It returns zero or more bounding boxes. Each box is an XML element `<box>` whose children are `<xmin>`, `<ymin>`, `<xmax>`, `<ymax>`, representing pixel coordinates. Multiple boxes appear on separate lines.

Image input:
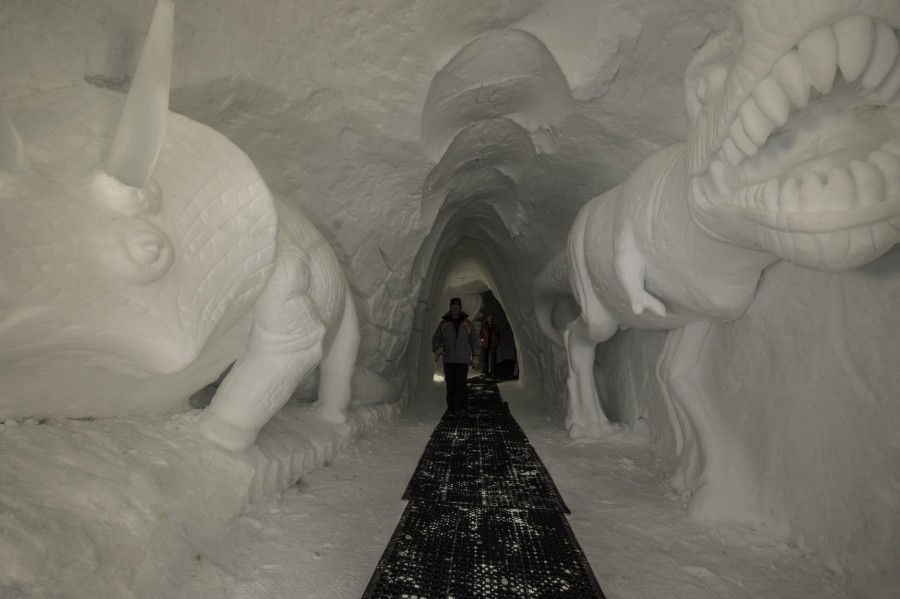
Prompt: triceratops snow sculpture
<box><xmin>536</xmin><ymin>0</ymin><xmax>900</xmax><ymax>514</ymax></box>
<box><xmin>0</xmin><ymin>1</ymin><xmax>359</xmax><ymax>452</ymax></box>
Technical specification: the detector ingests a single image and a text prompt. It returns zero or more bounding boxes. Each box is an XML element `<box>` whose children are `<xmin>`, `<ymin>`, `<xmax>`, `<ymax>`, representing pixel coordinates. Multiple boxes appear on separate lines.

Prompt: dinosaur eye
<box><xmin>97</xmin><ymin>218</ymin><xmax>173</xmax><ymax>285</ymax></box>
<box><xmin>128</xmin><ymin>230</ymin><xmax>165</xmax><ymax>265</ymax></box>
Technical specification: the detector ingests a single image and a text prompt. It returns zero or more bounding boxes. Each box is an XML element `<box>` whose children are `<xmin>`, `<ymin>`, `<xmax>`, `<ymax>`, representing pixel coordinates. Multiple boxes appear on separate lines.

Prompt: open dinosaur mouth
<box><xmin>692</xmin><ymin>15</ymin><xmax>900</xmax><ymax>234</ymax></box>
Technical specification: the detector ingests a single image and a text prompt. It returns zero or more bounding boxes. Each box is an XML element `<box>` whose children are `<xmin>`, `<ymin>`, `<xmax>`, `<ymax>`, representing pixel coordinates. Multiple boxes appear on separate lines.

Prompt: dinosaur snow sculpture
<box><xmin>0</xmin><ymin>0</ymin><xmax>360</xmax><ymax>452</ymax></box>
<box><xmin>535</xmin><ymin>0</ymin><xmax>900</xmax><ymax>515</ymax></box>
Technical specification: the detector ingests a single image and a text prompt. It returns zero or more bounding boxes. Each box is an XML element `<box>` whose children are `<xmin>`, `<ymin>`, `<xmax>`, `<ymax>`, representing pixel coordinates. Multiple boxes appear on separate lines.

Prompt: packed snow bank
<box><xmin>0</xmin><ymin>401</ymin><xmax>398</xmax><ymax>598</ymax></box>
<box><xmin>595</xmin><ymin>250</ymin><xmax>900</xmax><ymax>597</ymax></box>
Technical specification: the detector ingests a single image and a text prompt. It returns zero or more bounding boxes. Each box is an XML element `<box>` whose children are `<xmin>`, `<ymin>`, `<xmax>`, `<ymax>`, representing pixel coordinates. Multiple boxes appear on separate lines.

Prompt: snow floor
<box><xmin>0</xmin><ymin>379</ymin><xmax>850</xmax><ymax>598</ymax></box>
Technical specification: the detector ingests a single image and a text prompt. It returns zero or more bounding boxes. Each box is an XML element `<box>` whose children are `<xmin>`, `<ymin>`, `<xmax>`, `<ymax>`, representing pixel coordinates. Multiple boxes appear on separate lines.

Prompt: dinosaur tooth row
<box><xmin>717</xmin><ymin>17</ymin><xmax>900</xmax><ymax>168</ymax></box>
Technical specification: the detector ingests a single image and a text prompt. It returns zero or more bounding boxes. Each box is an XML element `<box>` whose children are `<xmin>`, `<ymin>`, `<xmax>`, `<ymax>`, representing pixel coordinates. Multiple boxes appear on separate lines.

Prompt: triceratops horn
<box><xmin>0</xmin><ymin>101</ymin><xmax>27</xmax><ymax>172</ymax></box>
<box><xmin>104</xmin><ymin>0</ymin><xmax>174</xmax><ymax>189</ymax></box>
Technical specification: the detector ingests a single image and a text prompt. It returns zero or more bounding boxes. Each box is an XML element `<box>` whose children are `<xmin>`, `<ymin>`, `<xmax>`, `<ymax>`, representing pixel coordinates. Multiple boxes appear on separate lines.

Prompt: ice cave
<box><xmin>1</xmin><ymin>0</ymin><xmax>899</xmax><ymax>597</ymax></box>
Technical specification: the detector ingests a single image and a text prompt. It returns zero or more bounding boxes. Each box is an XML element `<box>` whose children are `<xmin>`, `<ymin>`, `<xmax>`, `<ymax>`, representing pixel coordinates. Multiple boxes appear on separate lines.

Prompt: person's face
<box><xmin>450</xmin><ymin>304</ymin><xmax>461</xmax><ymax>318</ymax></box>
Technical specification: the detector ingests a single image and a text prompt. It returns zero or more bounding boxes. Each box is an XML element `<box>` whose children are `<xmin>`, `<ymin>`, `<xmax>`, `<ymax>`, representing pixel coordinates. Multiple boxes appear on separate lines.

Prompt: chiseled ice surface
<box><xmin>1</xmin><ymin>0</ymin><xmax>899</xmax><ymax>596</ymax></box>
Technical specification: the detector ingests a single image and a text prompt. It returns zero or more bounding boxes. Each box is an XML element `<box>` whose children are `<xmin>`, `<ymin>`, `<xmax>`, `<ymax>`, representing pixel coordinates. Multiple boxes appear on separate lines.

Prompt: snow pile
<box><xmin>0</xmin><ymin>401</ymin><xmax>398</xmax><ymax>598</ymax></box>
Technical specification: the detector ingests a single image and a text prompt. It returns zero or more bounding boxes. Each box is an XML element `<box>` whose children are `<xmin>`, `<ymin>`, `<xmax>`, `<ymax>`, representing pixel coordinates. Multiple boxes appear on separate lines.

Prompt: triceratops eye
<box><xmin>128</xmin><ymin>229</ymin><xmax>166</xmax><ymax>264</ymax></box>
<box><xmin>97</xmin><ymin>218</ymin><xmax>173</xmax><ymax>284</ymax></box>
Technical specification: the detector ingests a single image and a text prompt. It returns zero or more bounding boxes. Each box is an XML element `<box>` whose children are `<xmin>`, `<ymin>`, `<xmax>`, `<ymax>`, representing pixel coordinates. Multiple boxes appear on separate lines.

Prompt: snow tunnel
<box><xmin>3</xmin><ymin>1</ymin><xmax>900</xmax><ymax>596</ymax></box>
<box><xmin>409</xmin><ymin>186</ymin><xmax>529</xmax><ymax>402</ymax></box>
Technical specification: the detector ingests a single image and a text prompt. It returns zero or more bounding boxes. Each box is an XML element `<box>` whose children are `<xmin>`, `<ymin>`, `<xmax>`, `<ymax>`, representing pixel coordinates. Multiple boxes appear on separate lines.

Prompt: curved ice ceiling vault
<box><xmin>421</xmin><ymin>29</ymin><xmax>574</xmax><ymax>163</ymax></box>
<box><xmin>421</xmin><ymin>117</ymin><xmax>536</xmax><ymax>227</ymax></box>
<box><xmin>414</xmin><ymin>229</ymin><xmax>525</xmax><ymax>375</ymax></box>
<box><xmin>411</xmin><ymin>184</ymin><xmax>528</xmax><ymax>391</ymax></box>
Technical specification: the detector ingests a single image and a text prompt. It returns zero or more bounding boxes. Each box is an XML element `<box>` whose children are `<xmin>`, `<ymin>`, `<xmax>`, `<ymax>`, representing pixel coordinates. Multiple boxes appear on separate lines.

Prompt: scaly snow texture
<box><xmin>1</xmin><ymin>0</ymin><xmax>898</xmax><ymax>596</ymax></box>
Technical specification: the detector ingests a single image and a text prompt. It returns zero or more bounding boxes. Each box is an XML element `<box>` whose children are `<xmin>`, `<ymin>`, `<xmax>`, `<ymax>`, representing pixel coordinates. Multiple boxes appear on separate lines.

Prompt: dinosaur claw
<box><xmin>643</xmin><ymin>292</ymin><xmax>667</xmax><ymax>317</ymax></box>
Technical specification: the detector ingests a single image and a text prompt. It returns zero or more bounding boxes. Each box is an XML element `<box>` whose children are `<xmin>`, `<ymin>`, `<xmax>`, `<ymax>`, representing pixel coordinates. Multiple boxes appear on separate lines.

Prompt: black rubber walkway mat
<box><xmin>403</xmin><ymin>421</ymin><xmax>569</xmax><ymax>513</ymax></box>
<box><xmin>363</xmin><ymin>501</ymin><xmax>606</xmax><ymax>598</ymax></box>
<box><xmin>365</xmin><ymin>380</ymin><xmax>604</xmax><ymax>597</ymax></box>
<box><xmin>404</xmin><ymin>393</ymin><xmax>568</xmax><ymax>512</ymax></box>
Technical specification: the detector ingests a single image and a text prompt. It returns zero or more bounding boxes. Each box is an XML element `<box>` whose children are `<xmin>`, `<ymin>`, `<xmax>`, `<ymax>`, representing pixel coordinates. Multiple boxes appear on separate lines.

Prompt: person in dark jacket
<box><xmin>432</xmin><ymin>297</ymin><xmax>480</xmax><ymax>417</ymax></box>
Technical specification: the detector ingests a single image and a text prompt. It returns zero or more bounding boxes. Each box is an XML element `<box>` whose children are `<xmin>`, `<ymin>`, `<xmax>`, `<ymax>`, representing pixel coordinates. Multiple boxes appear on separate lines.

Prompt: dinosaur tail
<box><xmin>533</xmin><ymin>250</ymin><xmax>572</xmax><ymax>347</ymax></box>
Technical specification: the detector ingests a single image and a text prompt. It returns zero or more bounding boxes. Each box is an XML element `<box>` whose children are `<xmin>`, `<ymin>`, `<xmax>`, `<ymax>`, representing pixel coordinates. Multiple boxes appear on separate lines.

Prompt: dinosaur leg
<box><xmin>657</xmin><ymin>323</ymin><xmax>706</xmax><ymax>493</ymax></box>
<box><xmin>659</xmin><ymin>321</ymin><xmax>763</xmax><ymax>523</ymax></box>
<box><xmin>563</xmin><ymin>314</ymin><xmax>616</xmax><ymax>439</ymax></box>
<box><xmin>199</xmin><ymin>244</ymin><xmax>326</xmax><ymax>452</ymax></box>
<box><xmin>315</xmin><ymin>288</ymin><xmax>359</xmax><ymax>423</ymax></box>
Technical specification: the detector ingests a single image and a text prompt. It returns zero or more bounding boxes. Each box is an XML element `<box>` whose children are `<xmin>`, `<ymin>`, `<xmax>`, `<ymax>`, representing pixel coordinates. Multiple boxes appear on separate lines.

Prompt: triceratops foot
<box><xmin>314</xmin><ymin>401</ymin><xmax>348</xmax><ymax>424</ymax></box>
<box><xmin>198</xmin><ymin>410</ymin><xmax>259</xmax><ymax>453</ymax></box>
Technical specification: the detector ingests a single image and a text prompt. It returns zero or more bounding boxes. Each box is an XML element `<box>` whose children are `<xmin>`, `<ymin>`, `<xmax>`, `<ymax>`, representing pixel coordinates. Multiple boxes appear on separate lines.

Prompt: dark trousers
<box><xmin>481</xmin><ymin>346</ymin><xmax>498</xmax><ymax>376</ymax></box>
<box><xmin>443</xmin><ymin>363</ymin><xmax>469</xmax><ymax>411</ymax></box>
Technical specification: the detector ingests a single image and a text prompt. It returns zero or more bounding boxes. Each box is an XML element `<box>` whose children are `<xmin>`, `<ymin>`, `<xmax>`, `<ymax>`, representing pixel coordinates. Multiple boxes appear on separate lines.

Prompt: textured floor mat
<box><xmin>363</xmin><ymin>502</ymin><xmax>606</xmax><ymax>598</ymax></box>
<box><xmin>406</xmin><ymin>381</ymin><xmax>567</xmax><ymax>511</ymax></box>
<box><xmin>365</xmin><ymin>380</ymin><xmax>604</xmax><ymax>598</ymax></box>
<box><xmin>403</xmin><ymin>422</ymin><xmax>569</xmax><ymax>512</ymax></box>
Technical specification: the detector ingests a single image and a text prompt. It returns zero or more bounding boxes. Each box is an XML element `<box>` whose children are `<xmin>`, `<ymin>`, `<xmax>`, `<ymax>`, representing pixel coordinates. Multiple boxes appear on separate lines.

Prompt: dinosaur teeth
<box><xmin>722</xmin><ymin>138</ymin><xmax>745</xmax><ymax>167</ymax></box>
<box><xmin>779</xmin><ymin>177</ymin><xmax>801</xmax><ymax>212</ymax></box>
<box><xmin>799</xmin><ymin>26</ymin><xmax>838</xmax><ymax>95</ymax></box>
<box><xmin>739</xmin><ymin>98</ymin><xmax>776</xmax><ymax>147</ymax></box>
<box><xmin>761</xmin><ymin>178</ymin><xmax>780</xmax><ymax>211</ymax></box>
<box><xmin>702</xmin><ymin>19</ymin><xmax>900</xmax><ymax>216</ymax></box>
<box><xmin>720</xmin><ymin>21</ymin><xmax>900</xmax><ymax>160</ymax></box>
<box><xmin>799</xmin><ymin>173</ymin><xmax>826</xmax><ymax>212</ymax></box>
<box><xmin>752</xmin><ymin>76</ymin><xmax>790</xmax><ymax>127</ymax></box>
<box><xmin>773</xmin><ymin>50</ymin><xmax>810</xmax><ymax>109</ymax></box>
<box><xmin>711</xmin><ymin>139</ymin><xmax>900</xmax><ymax>214</ymax></box>
<box><xmin>861</xmin><ymin>22</ymin><xmax>899</xmax><ymax>90</ymax></box>
<box><xmin>874</xmin><ymin>60</ymin><xmax>900</xmax><ymax>103</ymax></box>
<box><xmin>728</xmin><ymin>119</ymin><xmax>758</xmax><ymax>156</ymax></box>
<box><xmin>834</xmin><ymin>15</ymin><xmax>874</xmax><ymax>83</ymax></box>
<box><xmin>868</xmin><ymin>148</ymin><xmax>900</xmax><ymax>201</ymax></box>
<box><xmin>850</xmin><ymin>159</ymin><xmax>884</xmax><ymax>207</ymax></box>
<box><xmin>823</xmin><ymin>167</ymin><xmax>856</xmax><ymax>210</ymax></box>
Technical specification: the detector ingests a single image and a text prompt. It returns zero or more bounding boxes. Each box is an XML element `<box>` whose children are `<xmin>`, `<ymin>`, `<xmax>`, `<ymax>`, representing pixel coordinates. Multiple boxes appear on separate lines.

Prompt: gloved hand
<box><xmin>434</xmin><ymin>347</ymin><xmax>443</xmax><ymax>363</ymax></box>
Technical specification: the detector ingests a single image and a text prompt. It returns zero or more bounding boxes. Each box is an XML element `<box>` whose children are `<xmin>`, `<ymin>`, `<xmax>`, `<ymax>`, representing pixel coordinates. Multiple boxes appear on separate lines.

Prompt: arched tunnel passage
<box><xmin>407</xmin><ymin>230</ymin><xmax>546</xmax><ymax>410</ymax></box>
